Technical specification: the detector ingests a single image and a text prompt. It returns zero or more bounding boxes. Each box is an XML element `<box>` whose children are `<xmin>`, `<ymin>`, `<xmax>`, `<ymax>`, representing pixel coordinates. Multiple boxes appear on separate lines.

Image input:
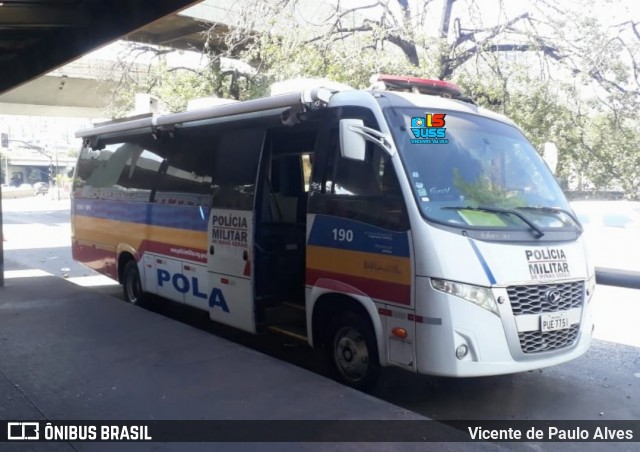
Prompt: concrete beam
<box><xmin>0</xmin><ymin>74</ymin><xmax>115</xmax><ymax>118</ymax></box>
<box><xmin>0</xmin><ymin>0</ymin><xmax>202</xmax><ymax>95</ymax></box>
<box><xmin>0</xmin><ymin>103</ymin><xmax>105</xmax><ymax>118</ymax></box>
<box><xmin>0</xmin><ymin>6</ymin><xmax>88</xmax><ymax>28</ymax></box>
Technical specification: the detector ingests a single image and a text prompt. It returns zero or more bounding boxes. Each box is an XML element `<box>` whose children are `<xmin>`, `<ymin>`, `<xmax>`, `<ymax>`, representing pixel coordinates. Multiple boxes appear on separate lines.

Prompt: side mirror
<box><xmin>339</xmin><ymin>119</ymin><xmax>366</xmax><ymax>161</ymax></box>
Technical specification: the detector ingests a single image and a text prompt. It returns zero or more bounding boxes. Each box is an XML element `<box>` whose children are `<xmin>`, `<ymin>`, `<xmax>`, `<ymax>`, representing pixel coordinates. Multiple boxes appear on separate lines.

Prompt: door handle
<box><xmin>242</xmin><ymin>250</ymin><xmax>248</xmax><ymax>261</ymax></box>
<box><xmin>209</xmin><ymin>245</ymin><xmax>214</xmax><ymax>255</ymax></box>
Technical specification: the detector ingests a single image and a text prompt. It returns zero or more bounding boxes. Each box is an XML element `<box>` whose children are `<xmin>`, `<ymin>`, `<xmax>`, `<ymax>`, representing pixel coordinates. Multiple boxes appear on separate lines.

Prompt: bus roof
<box><xmin>371</xmin><ymin>91</ymin><xmax>516</xmax><ymax>127</ymax></box>
<box><xmin>76</xmin><ymin>85</ymin><xmax>515</xmax><ymax>139</ymax></box>
<box><xmin>76</xmin><ymin>90</ymin><xmax>308</xmax><ymax>139</ymax></box>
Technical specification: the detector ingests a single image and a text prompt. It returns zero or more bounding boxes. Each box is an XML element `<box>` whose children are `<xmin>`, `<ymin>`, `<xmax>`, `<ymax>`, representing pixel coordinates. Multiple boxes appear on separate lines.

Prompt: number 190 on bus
<box><xmin>332</xmin><ymin>228</ymin><xmax>354</xmax><ymax>242</ymax></box>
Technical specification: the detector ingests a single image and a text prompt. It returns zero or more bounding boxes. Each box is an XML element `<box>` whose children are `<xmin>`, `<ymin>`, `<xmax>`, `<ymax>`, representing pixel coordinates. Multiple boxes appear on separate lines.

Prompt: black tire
<box><xmin>122</xmin><ymin>260</ymin><xmax>145</xmax><ymax>304</ymax></box>
<box><xmin>327</xmin><ymin>311</ymin><xmax>380</xmax><ymax>391</ymax></box>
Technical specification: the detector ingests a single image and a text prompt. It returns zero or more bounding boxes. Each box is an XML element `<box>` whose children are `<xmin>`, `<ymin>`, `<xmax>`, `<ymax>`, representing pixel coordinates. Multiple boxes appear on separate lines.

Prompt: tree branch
<box><xmin>442</xmin><ymin>42</ymin><xmax>562</xmax><ymax>79</ymax></box>
<box><xmin>167</xmin><ymin>66</ymin><xmax>200</xmax><ymax>74</ymax></box>
<box><xmin>386</xmin><ymin>34</ymin><xmax>420</xmax><ymax>66</ymax></box>
<box><xmin>453</xmin><ymin>12</ymin><xmax>530</xmax><ymax>48</ymax></box>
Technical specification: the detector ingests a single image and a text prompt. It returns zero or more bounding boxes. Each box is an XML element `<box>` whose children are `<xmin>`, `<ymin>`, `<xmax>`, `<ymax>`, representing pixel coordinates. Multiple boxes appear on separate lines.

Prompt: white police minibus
<box><xmin>72</xmin><ymin>75</ymin><xmax>594</xmax><ymax>389</ymax></box>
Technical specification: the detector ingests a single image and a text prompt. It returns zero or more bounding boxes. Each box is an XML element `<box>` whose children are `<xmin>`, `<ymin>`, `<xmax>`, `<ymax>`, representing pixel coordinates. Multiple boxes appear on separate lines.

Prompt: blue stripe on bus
<box><xmin>74</xmin><ymin>198</ymin><xmax>209</xmax><ymax>232</ymax></box>
<box><xmin>308</xmin><ymin>215</ymin><xmax>410</xmax><ymax>257</ymax></box>
<box><xmin>468</xmin><ymin>238</ymin><xmax>496</xmax><ymax>285</ymax></box>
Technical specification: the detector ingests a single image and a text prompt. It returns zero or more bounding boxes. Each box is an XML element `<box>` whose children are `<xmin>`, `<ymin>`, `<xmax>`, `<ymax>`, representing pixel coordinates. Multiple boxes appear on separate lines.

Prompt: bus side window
<box><xmin>154</xmin><ymin>162</ymin><xmax>214</xmax><ymax>207</ymax></box>
<box><xmin>210</xmin><ymin>129</ymin><xmax>264</xmax><ymax>210</ymax></box>
<box><xmin>312</xmin><ymin>125</ymin><xmax>409</xmax><ymax>232</ymax></box>
<box><xmin>153</xmin><ymin>133</ymin><xmax>215</xmax><ymax>207</ymax></box>
<box><xmin>75</xmin><ymin>135</ymin><xmax>162</xmax><ymax>202</ymax></box>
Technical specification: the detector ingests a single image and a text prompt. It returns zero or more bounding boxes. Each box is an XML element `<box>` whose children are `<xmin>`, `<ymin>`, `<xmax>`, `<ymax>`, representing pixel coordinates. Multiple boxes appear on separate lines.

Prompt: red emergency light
<box><xmin>370</xmin><ymin>74</ymin><xmax>475</xmax><ymax>104</ymax></box>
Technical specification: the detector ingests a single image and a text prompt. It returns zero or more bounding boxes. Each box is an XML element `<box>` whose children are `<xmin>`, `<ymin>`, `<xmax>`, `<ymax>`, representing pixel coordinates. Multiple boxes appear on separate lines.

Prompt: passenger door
<box><xmin>206</xmin><ymin>129</ymin><xmax>265</xmax><ymax>333</ymax></box>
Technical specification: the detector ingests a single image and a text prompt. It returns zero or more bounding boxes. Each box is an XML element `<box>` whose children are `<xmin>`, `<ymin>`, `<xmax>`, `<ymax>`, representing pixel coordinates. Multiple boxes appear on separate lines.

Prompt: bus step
<box><xmin>264</xmin><ymin>304</ymin><xmax>304</xmax><ymax>325</ymax></box>
<box><xmin>267</xmin><ymin>325</ymin><xmax>308</xmax><ymax>342</ymax></box>
<box><xmin>282</xmin><ymin>301</ymin><xmax>305</xmax><ymax>312</ymax></box>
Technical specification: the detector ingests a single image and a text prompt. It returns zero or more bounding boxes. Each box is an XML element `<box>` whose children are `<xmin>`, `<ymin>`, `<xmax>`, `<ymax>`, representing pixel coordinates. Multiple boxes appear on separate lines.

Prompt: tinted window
<box><xmin>74</xmin><ymin>134</ymin><xmax>162</xmax><ymax>202</ymax></box>
<box><xmin>155</xmin><ymin>164</ymin><xmax>213</xmax><ymax>207</ymax></box>
<box><xmin>387</xmin><ymin>108</ymin><xmax>575</xmax><ymax>231</ymax></box>
<box><xmin>154</xmin><ymin>134</ymin><xmax>214</xmax><ymax>207</ymax></box>
<box><xmin>210</xmin><ymin>129</ymin><xmax>264</xmax><ymax>210</ymax></box>
<box><xmin>311</xmin><ymin>115</ymin><xmax>409</xmax><ymax>231</ymax></box>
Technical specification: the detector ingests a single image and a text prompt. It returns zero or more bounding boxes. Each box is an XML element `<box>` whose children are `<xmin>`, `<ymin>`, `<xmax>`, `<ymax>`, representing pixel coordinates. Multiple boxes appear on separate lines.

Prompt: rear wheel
<box><xmin>122</xmin><ymin>260</ymin><xmax>145</xmax><ymax>304</ymax></box>
<box><xmin>328</xmin><ymin>311</ymin><xmax>380</xmax><ymax>391</ymax></box>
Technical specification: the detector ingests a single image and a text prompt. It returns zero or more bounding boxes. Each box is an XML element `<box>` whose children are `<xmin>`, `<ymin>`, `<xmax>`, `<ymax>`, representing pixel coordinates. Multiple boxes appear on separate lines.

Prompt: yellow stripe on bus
<box><xmin>306</xmin><ymin>245</ymin><xmax>411</xmax><ymax>285</ymax></box>
<box><xmin>73</xmin><ymin>216</ymin><xmax>207</xmax><ymax>251</ymax></box>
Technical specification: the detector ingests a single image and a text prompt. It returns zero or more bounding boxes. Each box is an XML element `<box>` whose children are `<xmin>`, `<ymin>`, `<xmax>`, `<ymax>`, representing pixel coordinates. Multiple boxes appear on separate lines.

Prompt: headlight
<box><xmin>431</xmin><ymin>278</ymin><xmax>499</xmax><ymax>316</ymax></box>
<box><xmin>586</xmin><ymin>274</ymin><xmax>596</xmax><ymax>302</ymax></box>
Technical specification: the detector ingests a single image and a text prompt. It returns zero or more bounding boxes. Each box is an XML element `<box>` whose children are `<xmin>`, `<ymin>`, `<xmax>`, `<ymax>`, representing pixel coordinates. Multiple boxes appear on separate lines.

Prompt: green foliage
<box><xmin>256</xmin><ymin>30</ymin><xmax>421</xmax><ymax>89</ymax></box>
<box><xmin>105</xmin><ymin>0</ymin><xmax>640</xmax><ymax>198</ymax></box>
<box><xmin>453</xmin><ymin>169</ymin><xmax>525</xmax><ymax>208</ymax></box>
<box><xmin>107</xmin><ymin>58</ymin><xmax>269</xmax><ymax>118</ymax></box>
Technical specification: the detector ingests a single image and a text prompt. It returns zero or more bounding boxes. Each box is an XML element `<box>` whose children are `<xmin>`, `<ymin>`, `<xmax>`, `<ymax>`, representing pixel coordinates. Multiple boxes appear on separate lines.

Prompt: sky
<box><xmin>81</xmin><ymin>0</ymin><xmax>640</xmax><ymax>67</ymax></box>
<box><xmin>5</xmin><ymin>0</ymin><xmax>639</xmax><ymax>148</ymax></box>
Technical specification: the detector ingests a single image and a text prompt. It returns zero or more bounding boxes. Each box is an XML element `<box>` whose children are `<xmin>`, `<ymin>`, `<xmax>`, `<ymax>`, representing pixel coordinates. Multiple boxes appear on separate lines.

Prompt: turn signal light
<box><xmin>391</xmin><ymin>327</ymin><xmax>408</xmax><ymax>339</ymax></box>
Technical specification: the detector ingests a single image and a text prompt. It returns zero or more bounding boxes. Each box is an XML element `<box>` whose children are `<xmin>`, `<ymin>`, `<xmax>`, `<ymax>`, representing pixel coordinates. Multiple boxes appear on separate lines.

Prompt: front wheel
<box><xmin>328</xmin><ymin>311</ymin><xmax>380</xmax><ymax>391</ymax></box>
<box><xmin>122</xmin><ymin>260</ymin><xmax>145</xmax><ymax>304</ymax></box>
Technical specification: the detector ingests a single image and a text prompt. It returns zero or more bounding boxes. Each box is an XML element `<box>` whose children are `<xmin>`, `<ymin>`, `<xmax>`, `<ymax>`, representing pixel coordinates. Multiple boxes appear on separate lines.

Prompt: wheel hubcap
<box><xmin>335</xmin><ymin>327</ymin><xmax>369</xmax><ymax>382</ymax></box>
<box><xmin>126</xmin><ymin>272</ymin><xmax>139</xmax><ymax>303</ymax></box>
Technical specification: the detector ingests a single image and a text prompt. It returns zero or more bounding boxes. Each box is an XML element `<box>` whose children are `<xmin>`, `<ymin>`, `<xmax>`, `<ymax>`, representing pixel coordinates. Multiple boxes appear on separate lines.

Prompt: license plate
<box><xmin>541</xmin><ymin>312</ymin><xmax>570</xmax><ymax>332</ymax></box>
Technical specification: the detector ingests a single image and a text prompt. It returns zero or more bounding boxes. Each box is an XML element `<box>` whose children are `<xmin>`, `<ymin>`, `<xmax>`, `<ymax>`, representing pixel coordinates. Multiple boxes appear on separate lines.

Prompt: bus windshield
<box><xmin>386</xmin><ymin>108</ymin><xmax>579</xmax><ymax>234</ymax></box>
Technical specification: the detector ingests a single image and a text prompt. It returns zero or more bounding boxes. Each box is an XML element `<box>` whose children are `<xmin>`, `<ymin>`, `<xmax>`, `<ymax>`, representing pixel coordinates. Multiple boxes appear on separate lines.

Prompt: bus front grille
<box><xmin>518</xmin><ymin>325</ymin><xmax>580</xmax><ymax>354</ymax></box>
<box><xmin>507</xmin><ymin>281</ymin><xmax>584</xmax><ymax>315</ymax></box>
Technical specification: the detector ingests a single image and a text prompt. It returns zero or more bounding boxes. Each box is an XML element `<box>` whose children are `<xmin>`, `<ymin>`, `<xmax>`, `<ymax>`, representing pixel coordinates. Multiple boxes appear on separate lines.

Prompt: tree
<box><xmin>103</xmin><ymin>0</ymin><xmax>640</xmax><ymax>196</ymax></box>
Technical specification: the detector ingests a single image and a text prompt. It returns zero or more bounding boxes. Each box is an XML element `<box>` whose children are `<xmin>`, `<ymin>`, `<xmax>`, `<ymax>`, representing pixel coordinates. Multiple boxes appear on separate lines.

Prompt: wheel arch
<box><xmin>116</xmin><ymin>245</ymin><xmax>138</xmax><ymax>284</ymax></box>
<box><xmin>308</xmin><ymin>288</ymin><xmax>386</xmax><ymax>367</ymax></box>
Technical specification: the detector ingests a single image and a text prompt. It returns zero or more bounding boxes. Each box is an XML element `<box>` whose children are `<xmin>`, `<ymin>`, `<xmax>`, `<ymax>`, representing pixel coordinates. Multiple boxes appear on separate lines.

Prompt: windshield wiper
<box><xmin>514</xmin><ymin>206</ymin><xmax>583</xmax><ymax>233</ymax></box>
<box><xmin>443</xmin><ymin>206</ymin><xmax>545</xmax><ymax>238</ymax></box>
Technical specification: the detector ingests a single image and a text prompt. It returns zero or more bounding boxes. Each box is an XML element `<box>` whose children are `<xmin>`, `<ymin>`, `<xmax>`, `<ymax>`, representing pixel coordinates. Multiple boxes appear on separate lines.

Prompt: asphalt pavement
<box><xmin>1</xmin><ymin>195</ymin><xmax>639</xmax><ymax>451</ymax></box>
<box><xmin>0</xmin><ymin>259</ymin><xmax>510</xmax><ymax>451</ymax></box>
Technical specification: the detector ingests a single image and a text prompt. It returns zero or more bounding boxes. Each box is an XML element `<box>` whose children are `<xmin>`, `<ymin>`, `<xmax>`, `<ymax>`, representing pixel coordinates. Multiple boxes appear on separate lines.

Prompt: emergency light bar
<box><xmin>370</xmin><ymin>74</ymin><xmax>475</xmax><ymax>104</ymax></box>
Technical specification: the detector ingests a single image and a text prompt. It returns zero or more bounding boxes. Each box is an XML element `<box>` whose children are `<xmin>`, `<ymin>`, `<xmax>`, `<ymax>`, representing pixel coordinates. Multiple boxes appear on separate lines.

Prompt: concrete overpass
<box><xmin>0</xmin><ymin>0</ymin><xmax>253</xmax><ymax>118</ymax></box>
<box><xmin>0</xmin><ymin>0</ymin><xmax>340</xmax><ymax>118</ymax></box>
<box><xmin>0</xmin><ymin>60</ymin><xmax>118</xmax><ymax>118</ymax></box>
<box><xmin>0</xmin><ymin>0</ymin><xmax>205</xmax><ymax>286</ymax></box>
<box><xmin>0</xmin><ymin>0</ymin><xmax>203</xmax><ymax>96</ymax></box>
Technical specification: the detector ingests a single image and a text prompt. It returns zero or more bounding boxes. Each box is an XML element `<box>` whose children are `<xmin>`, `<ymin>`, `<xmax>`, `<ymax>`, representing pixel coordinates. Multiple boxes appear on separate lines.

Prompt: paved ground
<box><xmin>1</xmin><ymin>196</ymin><xmax>639</xmax><ymax>451</ymax></box>
<box><xmin>1</xmin><ymin>262</ymin><xmax>510</xmax><ymax>451</ymax></box>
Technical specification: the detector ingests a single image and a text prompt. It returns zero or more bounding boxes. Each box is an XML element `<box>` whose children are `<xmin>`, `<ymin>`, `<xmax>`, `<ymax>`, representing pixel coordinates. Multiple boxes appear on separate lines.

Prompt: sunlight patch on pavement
<box><xmin>1</xmin><ymin>196</ymin><xmax>71</xmax><ymax>212</ymax></box>
<box><xmin>2</xmin><ymin>223</ymin><xmax>71</xmax><ymax>250</ymax></box>
<box><xmin>66</xmin><ymin>275</ymin><xmax>119</xmax><ymax>287</ymax></box>
<box><xmin>4</xmin><ymin>268</ymin><xmax>118</xmax><ymax>288</ymax></box>
<box><xmin>5</xmin><ymin>269</ymin><xmax>52</xmax><ymax>279</ymax></box>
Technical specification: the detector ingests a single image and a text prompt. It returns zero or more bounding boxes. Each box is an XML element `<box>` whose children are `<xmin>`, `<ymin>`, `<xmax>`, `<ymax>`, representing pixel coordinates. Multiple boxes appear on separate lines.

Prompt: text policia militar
<box><xmin>468</xmin><ymin>425</ymin><xmax>634</xmax><ymax>441</ymax></box>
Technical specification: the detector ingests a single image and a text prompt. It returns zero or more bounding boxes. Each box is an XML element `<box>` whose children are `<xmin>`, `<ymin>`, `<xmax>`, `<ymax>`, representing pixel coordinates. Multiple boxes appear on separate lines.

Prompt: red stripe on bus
<box><xmin>72</xmin><ymin>241</ymin><xmax>118</xmax><ymax>280</ymax></box>
<box><xmin>408</xmin><ymin>313</ymin><xmax>424</xmax><ymax>323</ymax></box>
<box><xmin>306</xmin><ymin>268</ymin><xmax>411</xmax><ymax>306</ymax></box>
<box><xmin>138</xmin><ymin>240</ymin><xmax>207</xmax><ymax>264</ymax></box>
